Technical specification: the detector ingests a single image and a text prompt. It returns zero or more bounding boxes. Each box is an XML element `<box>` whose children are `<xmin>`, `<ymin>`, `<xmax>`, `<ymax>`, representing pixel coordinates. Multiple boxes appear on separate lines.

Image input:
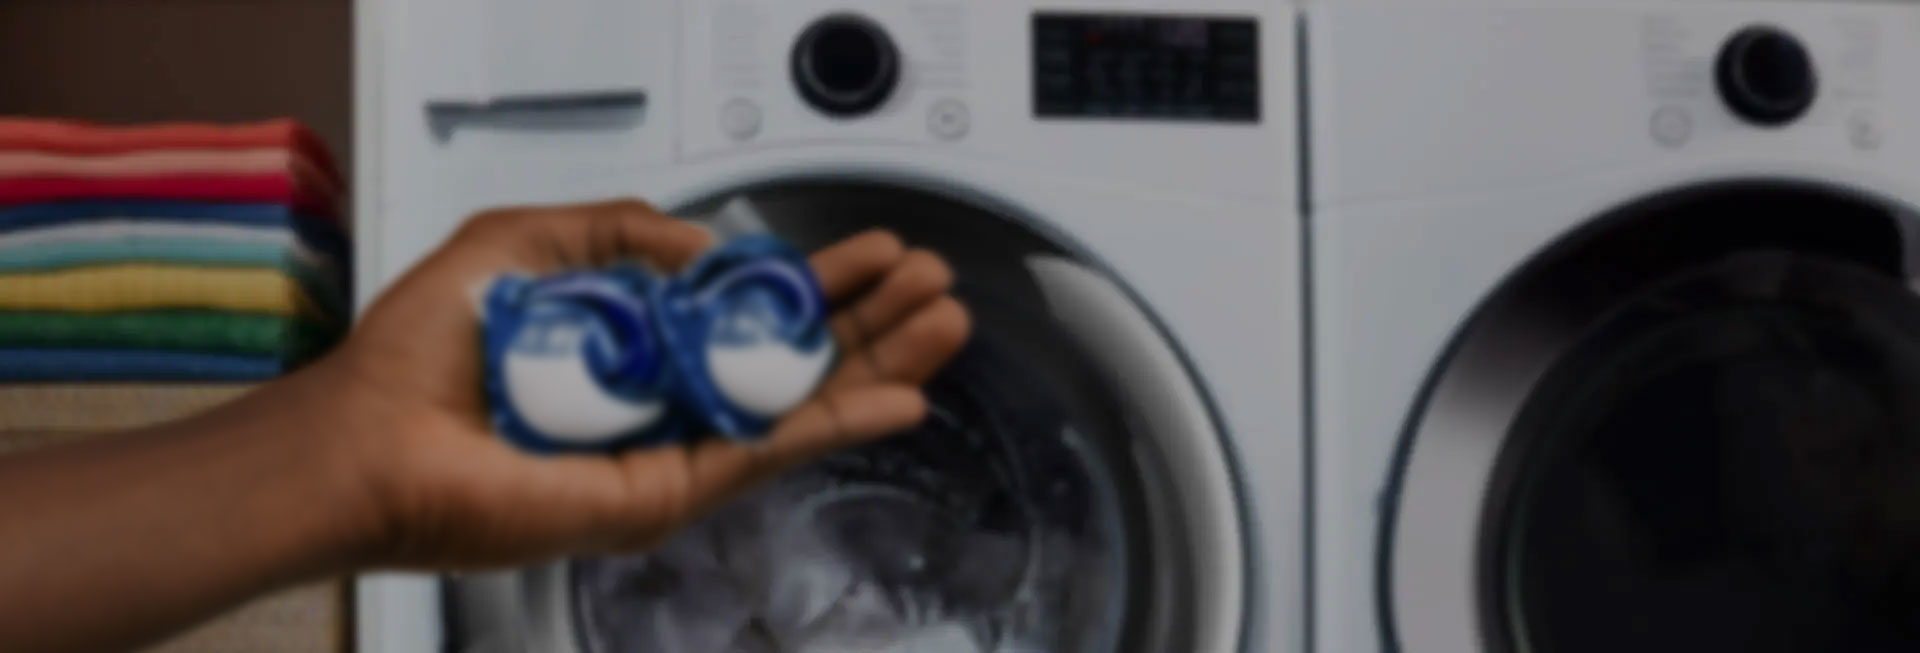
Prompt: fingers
<box><xmin>359</xmin><ymin>199</ymin><xmax>710</xmax><ymax>352</ymax></box>
<box><xmin>580</xmin><ymin>250</ymin><xmax>966</xmax><ymax>547</ymax></box>
<box><xmin>448</xmin><ymin>198</ymin><xmax>715</xmax><ymax>275</ymax></box>
<box><xmin>448</xmin><ymin>205</ymin><xmax>928</xmax><ymax>297</ymax></box>
<box><xmin>832</xmin><ymin>249</ymin><xmax>953</xmax><ymax>344</ymax></box>
<box><xmin>826</xmin><ymin>296</ymin><xmax>971</xmax><ymax>390</ymax></box>
<box><xmin>700</xmin><ymin>384</ymin><xmax>928</xmax><ymax>500</ymax></box>
<box><xmin>760</xmin><ymin>384</ymin><xmax>930</xmax><ymax>467</ymax></box>
<box><xmin>595</xmin><ymin>384</ymin><xmax>929</xmax><ymax>543</ymax></box>
<box><xmin>825</xmin><ymin>248</ymin><xmax>958</xmax><ymax>392</ymax></box>
<box><xmin>584</xmin><ymin>201</ymin><xmax>713</xmax><ymax>271</ymax></box>
<box><xmin>810</xmin><ymin>230</ymin><xmax>906</xmax><ymax>302</ymax></box>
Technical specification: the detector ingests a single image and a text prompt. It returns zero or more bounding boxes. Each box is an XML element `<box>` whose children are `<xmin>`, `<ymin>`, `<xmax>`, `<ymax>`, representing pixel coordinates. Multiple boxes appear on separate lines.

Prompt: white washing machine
<box><xmin>1310</xmin><ymin>1</ymin><xmax>1920</xmax><ymax>651</ymax></box>
<box><xmin>354</xmin><ymin>0</ymin><xmax>1302</xmax><ymax>651</ymax></box>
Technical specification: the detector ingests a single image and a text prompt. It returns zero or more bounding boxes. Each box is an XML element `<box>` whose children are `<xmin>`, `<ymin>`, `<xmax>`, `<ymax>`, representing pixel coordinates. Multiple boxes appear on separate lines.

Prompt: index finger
<box><xmin>453</xmin><ymin>198</ymin><xmax>716</xmax><ymax>275</ymax></box>
<box><xmin>809</xmin><ymin>230</ymin><xmax>907</xmax><ymax>302</ymax></box>
<box><xmin>362</xmin><ymin>199</ymin><xmax>712</xmax><ymax>345</ymax></box>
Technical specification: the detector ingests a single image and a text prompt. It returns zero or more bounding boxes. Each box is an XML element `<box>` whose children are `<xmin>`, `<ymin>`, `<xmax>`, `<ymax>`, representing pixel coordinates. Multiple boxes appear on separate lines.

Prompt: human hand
<box><xmin>303</xmin><ymin>199</ymin><xmax>969</xmax><ymax>569</ymax></box>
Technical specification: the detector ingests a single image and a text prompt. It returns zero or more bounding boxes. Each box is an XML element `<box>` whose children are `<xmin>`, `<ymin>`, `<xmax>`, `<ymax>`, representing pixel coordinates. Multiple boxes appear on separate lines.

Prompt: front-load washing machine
<box><xmin>354</xmin><ymin>0</ymin><xmax>1303</xmax><ymax>651</ymax></box>
<box><xmin>1310</xmin><ymin>1</ymin><xmax>1920</xmax><ymax>651</ymax></box>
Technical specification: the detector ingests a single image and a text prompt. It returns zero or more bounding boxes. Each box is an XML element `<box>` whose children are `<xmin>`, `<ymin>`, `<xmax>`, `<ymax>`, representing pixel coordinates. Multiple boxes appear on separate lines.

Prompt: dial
<box><xmin>1715</xmin><ymin>26</ymin><xmax>1817</xmax><ymax>127</ymax></box>
<box><xmin>792</xmin><ymin>14</ymin><xmax>899</xmax><ymax>118</ymax></box>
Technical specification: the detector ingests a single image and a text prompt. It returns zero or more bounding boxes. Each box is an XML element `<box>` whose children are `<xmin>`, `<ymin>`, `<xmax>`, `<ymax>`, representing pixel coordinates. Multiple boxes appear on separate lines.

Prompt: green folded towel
<box><xmin>0</xmin><ymin>311</ymin><xmax>337</xmax><ymax>361</ymax></box>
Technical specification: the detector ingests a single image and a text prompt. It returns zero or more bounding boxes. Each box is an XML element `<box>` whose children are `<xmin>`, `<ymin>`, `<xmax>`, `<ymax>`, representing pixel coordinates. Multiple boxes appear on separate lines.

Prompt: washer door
<box><xmin>1386</xmin><ymin>182</ymin><xmax>1920</xmax><ymax>652</ymax></box>
<box><xmin>445</xmin><ymin>182</ymin><xmax>1246</xmax><ymax>653</ymax></box>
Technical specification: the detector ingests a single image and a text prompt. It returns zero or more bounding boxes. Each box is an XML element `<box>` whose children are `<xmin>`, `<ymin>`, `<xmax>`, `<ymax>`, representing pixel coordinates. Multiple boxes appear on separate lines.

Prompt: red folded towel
<box><xmin>0</xmin><ymin>175</ymin><xmax>336</xmax><ymax>218</ymax></box>
<box><xmin>0</xmin><ymin>118</ymin><xmax>342</xmax><ymax>190</ymax></box>
<box><xmin>0</xmin><ymin>149</ymin><xmax>340</xmax><ymax>199</ymax></box>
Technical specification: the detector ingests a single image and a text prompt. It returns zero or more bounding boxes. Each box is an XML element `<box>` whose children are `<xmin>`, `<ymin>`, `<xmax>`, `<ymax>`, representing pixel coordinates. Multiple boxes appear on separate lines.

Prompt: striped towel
<box><xmin>0</xmin><ymin>221</ymin><xmax>345</xmax><ymax>310</ymax></box>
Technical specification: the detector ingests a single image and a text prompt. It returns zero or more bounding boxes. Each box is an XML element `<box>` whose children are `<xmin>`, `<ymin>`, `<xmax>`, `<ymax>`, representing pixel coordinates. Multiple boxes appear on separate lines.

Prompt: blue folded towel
<box><xmin>0</xmin><ymin>348</ymin><xmax>284</xmax><ymax>381</ymax></box>
<box><xmin>0</xmin><ymin>200</ymin><xmax>303</xmax><ymax>228</ymax></box>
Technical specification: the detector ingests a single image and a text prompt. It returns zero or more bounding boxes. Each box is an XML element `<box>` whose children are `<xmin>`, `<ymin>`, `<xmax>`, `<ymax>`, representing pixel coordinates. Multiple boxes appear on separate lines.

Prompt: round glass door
<box><xmin>1502</xmin><ymin>253</ymin><xmax>1920</xmax><ymax>652</ymax></box>
<box><xmin>571</xmin><ymin>330</ymin><xmax>1134</xmax><ymax>652</ymax></box>
<box><xmin>1386</xmin><ymin>182</ymin><xmax>1920</xmax><ymax>653</ymax></box>
<box><xmin>444</xmin><ymin>181</ymin><xmax>1245</xmax><ymax>653</ymax></box>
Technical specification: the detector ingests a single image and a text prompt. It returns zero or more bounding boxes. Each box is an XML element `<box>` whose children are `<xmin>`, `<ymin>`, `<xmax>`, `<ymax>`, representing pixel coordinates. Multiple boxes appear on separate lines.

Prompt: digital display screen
<box><xmin>1033</xmin><ymin>13</ymin><xmax>1259</xmax><ymax>122</ymax></box>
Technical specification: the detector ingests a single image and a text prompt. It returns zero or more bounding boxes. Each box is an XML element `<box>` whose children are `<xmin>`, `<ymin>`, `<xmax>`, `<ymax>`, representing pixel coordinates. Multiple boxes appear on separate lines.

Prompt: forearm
<box><xmin>0</xmin><ymin>366</ymin><xmax>381</xmax><ymax>652</ymax></box>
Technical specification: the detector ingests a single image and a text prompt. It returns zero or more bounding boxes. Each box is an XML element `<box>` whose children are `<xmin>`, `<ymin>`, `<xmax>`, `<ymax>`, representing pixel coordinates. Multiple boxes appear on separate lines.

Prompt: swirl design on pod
<box><xmin>665</xmin><ymin>235</ymin><xmax>837</xmax><ymax>438</ymax></box>
<box><xmin>486</xmin><ymin>269</ymin><xmax>679</xmax><ymax>453</ymax></box>
<box><xmin>484</xmin><ymin>236</ymin><xmax>835</xmax><ymax>451</ymax></box>
<box><xmin>535</xmin><ymin>273</ymin><xmax>667</xmax><ymax>387</ymax></box>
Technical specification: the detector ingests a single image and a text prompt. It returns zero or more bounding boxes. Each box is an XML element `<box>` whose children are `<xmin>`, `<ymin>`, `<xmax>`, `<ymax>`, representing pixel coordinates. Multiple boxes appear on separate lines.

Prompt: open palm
<box><xmin>328</xmin><ymin>199</ymin><xmax>969</xmax><ymax>569</ymax></box>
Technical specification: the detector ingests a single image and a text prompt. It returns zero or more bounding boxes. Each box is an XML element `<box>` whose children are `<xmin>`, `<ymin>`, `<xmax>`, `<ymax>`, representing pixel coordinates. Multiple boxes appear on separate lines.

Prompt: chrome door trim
<box><xmin>446</xmin><ymin>178</ymin><xmax>1255</xmax><ymax>653</ymax></box>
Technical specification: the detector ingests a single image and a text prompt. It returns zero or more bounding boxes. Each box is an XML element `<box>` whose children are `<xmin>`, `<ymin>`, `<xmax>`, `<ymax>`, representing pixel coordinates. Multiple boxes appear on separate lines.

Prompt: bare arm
<box><xmin>0</xmin><ymin>366</ymin><xmax>381</xmax><ymax>652</ymax></box>
<box><xmin>0</xmin><ymin>200</ymin><xmax>969</xmax><ymax>652</ymax></box>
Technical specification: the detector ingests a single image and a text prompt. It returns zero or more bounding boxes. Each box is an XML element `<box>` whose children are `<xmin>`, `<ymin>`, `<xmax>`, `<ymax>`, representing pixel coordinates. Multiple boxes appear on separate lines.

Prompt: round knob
<box><xmin>791</xmin><ymin>14</ymin><xmax>899</xmax><ymax>118</ymax></box>
<box><xmin>1715</xmin><ymin>26</ymin><xmax>1816</xmax><ymax>127</ymax></box>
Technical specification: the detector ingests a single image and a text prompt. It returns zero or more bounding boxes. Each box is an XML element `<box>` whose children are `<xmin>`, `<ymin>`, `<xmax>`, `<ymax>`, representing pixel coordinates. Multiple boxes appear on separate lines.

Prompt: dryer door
<box><xmin>1386</xmin><ymin>181</ymin><xmax>1920</xmax><ymax>653</ymax></box>
<box><xmin>445</xmin><ymin>182</ymin><xmax>1248</xmax><ymax>653</ymax></box>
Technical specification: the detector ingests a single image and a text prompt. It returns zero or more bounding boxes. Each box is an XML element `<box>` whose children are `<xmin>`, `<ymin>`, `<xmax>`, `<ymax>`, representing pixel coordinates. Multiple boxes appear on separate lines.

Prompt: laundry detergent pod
<box><xmin>659</xmin><ymin>235</ymin><xmax>836</xmax><ymax>439</ymax></box>
<box><xmin>482</xmin><ymin>267</ymin><xmax>684</xmax><ymax>452</ymax></box>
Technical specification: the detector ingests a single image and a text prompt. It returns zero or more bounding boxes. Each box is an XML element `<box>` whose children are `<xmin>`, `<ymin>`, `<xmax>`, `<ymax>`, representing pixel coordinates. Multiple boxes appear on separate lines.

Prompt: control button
<box><xmin>1218</xmin><ymin>81</ymin><xmax>1257</xmax><ymax>101</ymax></box>
<box><xmin>1716</xmin><ymin>25</ymin><xmax>1817</xmax><ymax>126</ymax></box>
<box><xmin>1849</xmin><ymin>108</ymin><xmax>1883</xmax><ymax>150</ymax></box>
<box><xmin>1216</xmin><ymin>53</ymin><xmax>1256</xmax><ymax>74</ymax></box>
<box><xmin>792</xmin><ymin>13</ymin><xmax>899</xmax><ymax>118</ymax></box>
<box><xmin>1217</xmin><ymin>102</ymin><xmax>1258</xmax><ymax>121</ymax></box>
<box><xmin>1036</xmin><ymin>23</ymin><xmax>1074</xmax><ymax>45</ymax></box>
<box><xmin>719</xmin><ymin>98</ymin><xmax>761</xmax><ymax>141</ymax></box>
<box><xmin>927</xmin><ymin>99</ymin><xmax>970</xmax><ymax>140</ymax></box>
<box><xmin>1650</xmin><ymin>105</ymin><xmax>1691</xmax><ymax>148</ymax></box>
<box><xmin>1214</xmin><ymin>23</ymin><xmax>1257</xmax><ymax>49</ymax></box>
<box><xmin>1037</xmin><ymin>72</ymin><xmax>1074</xmax><ymax>96</ymax></box>
<box><xmin>1182</xmin><ymin>76</ymin><xmax>1206</xmax><ymax>101</ymax></box>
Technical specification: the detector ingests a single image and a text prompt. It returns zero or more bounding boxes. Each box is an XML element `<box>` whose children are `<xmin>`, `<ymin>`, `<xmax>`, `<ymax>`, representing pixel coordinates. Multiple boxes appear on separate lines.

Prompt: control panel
<box><xmin>1033</xmin><ymin>13</ymin><xmax>1260</xmax><ymax>122</ymax></box>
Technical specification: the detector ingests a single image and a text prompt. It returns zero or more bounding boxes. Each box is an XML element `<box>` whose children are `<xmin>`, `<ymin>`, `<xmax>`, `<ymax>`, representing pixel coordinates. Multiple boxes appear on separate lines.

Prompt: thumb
<box><xmin>392</xmin><ymin>200</ymin><xmax>714</xmax><ymax>304</ymax></box>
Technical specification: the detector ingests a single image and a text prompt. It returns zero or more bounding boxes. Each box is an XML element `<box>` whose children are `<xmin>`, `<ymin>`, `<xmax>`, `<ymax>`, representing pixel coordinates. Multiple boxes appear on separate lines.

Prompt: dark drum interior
<box><xmin>556</xmin><ymin>182</ymin><xmax>1201</xmax><ymax>653</ymax></box>
<box><xmin>1480</xmin><ymin>183</ymin><xmax>1920</xmax><ymax>653</ymax></box>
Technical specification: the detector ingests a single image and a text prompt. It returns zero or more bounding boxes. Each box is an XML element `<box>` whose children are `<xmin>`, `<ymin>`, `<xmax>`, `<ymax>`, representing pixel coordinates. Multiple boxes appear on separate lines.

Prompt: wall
<box><xmin>0</xmin><ymin>0</ymin><xmax>351</xmax><ymax>174</ymax></box>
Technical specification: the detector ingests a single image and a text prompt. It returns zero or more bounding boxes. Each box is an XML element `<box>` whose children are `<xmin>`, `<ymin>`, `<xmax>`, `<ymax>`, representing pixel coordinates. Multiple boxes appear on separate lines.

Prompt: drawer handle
<box><xmin>426</xmin><ymin>89</ymin><xmax>647</xmax><ymax>142</ymax></box>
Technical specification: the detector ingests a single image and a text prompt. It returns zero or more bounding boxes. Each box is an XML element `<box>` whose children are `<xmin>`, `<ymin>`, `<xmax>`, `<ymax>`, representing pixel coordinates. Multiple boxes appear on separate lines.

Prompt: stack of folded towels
<box><xmin>0</xmin><ymin>118</ymin><xmax>348</xmax><ymax>382</ymax></box>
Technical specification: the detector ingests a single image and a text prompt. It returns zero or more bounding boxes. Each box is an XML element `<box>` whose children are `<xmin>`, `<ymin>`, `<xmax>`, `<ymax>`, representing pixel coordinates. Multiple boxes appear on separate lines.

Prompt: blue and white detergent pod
<box><xmin>483</xmin><ymin>235</ymin><xmax>835</xmax><ymax>452</ymax></box>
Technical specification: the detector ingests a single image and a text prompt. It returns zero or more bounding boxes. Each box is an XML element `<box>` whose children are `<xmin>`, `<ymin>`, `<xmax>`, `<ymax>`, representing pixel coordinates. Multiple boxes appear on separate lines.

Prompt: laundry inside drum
<box><xmin>569</xmin><ymin>339</ymin><xmax>1132</xmax><ymax>653</ymax></box>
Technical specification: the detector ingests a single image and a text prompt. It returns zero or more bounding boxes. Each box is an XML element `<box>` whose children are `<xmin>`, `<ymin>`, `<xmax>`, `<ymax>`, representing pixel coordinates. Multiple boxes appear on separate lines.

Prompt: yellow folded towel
<box><xmin>0</xmin><ymin>264</ymin><xmax>325</xmax><ymax>318</ymax></box>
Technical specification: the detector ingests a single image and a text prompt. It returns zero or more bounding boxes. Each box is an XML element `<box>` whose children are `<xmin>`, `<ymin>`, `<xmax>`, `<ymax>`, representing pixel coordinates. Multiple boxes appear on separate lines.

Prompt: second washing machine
<box><xmin>1311</xmin><ymin>1</ymin><xmax>1920</xmax><ymax>651</ymax></box>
